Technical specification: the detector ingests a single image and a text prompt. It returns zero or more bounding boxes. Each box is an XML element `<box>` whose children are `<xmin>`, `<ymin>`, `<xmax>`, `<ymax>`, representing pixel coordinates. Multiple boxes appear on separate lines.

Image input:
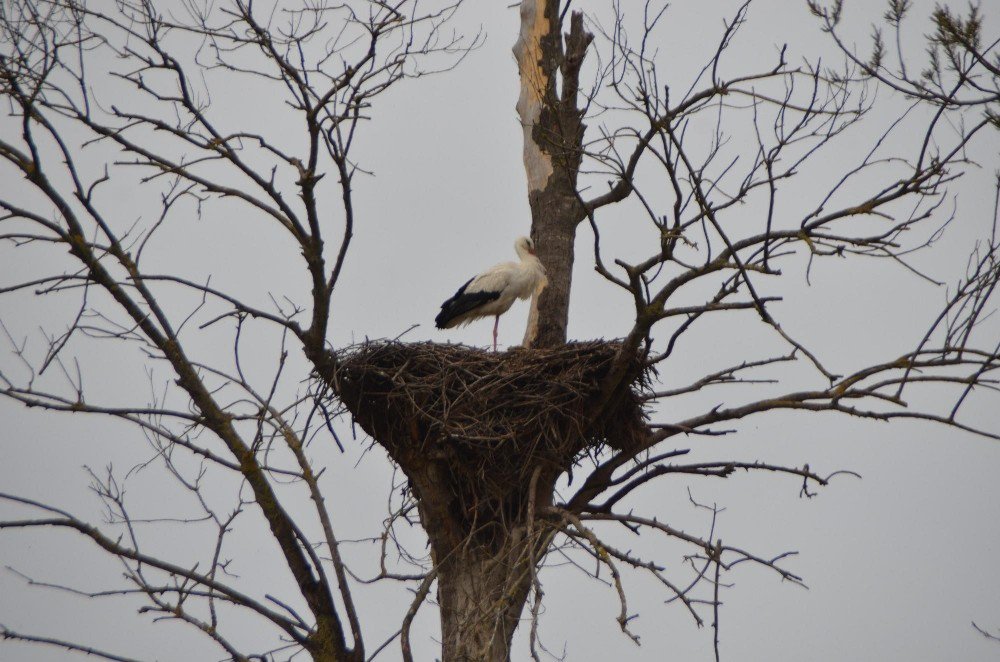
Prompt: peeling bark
<box><xmin>520</xmin><ymin>280</ymin><xmax>546</xmax><ymax>346</ymax></box>
<box><xmin>514</xmin><ymin>1</ymin><xmax>593</xmax><ymax>347</ymax></box>
<box><xmin>513</xmin><ymin>0</ymin><xmax>555</xmax><ymax>194</ymax></box>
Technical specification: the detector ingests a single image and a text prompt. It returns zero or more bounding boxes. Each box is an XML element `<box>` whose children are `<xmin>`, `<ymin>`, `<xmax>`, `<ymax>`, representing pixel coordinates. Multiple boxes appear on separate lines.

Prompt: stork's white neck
<box><xmin>515</xmin><ymin>242</ymin><xmax>537</xmax><ymax>263</ymax></box>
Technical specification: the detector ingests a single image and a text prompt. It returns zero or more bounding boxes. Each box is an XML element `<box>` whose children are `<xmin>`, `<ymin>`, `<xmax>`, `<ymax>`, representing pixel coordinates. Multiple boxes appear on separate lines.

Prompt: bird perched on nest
<box><xmin>435</xmin><ymin>236</ymin><xmax>546</xmax><ymax>351</ymax></box>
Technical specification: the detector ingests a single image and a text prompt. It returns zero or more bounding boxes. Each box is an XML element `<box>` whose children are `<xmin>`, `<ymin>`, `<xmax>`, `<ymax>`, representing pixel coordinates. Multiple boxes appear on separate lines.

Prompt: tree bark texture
<box><xmin>406</xmin><ymin>457</ymin><xmax>555</xmax><ymax>662</ymax></box>
<box><xmin>435</xmin><ymin>542</ymin><xmax>535</xmax><ymax>661</ymax></box>
<box><xmin>514</xmin><ymin>1</ymin><xmax>593</xmax><ymax>348</ymax></box>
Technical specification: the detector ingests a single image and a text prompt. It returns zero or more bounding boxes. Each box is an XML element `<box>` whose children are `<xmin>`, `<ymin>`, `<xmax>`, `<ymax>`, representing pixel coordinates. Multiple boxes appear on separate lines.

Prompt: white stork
<box><xmin>435</xmin><ymin>236</ymin><xmax>546</xmax><ymax>350</ymax></box>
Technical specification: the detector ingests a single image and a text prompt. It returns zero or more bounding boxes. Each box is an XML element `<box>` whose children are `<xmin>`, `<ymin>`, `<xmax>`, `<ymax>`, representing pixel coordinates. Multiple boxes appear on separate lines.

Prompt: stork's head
<box><xmin>515</xmin><ymin>236</ymin><xmax>536</xmax><ymax>257</ymax></box>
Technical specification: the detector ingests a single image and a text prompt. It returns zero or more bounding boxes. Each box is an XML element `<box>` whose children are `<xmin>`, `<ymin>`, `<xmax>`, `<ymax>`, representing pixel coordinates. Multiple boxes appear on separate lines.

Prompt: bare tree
<box><xmin>1</xmin><ymin>1</ymin><xmax>997</xmax><ymax>661</ymax></box>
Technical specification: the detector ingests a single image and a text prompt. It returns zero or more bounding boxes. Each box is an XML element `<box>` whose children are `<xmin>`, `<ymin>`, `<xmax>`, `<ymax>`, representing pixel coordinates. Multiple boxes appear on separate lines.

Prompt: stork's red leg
<box><xmin>493</xmin><ymin>315</ymin><xmax>499</xmax><ymax>351</ymax></box>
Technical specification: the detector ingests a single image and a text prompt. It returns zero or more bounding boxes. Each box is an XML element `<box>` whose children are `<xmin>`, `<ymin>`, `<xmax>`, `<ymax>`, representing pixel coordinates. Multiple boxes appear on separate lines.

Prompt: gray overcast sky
<box><xmin>1</xmin><ymin>0</ymin><xmax>998</xmax><ymax>660</ymax></box>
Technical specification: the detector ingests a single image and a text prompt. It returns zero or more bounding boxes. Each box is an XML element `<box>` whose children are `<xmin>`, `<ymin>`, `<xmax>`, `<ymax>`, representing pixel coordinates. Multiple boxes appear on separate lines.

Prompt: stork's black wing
<box><xmin>435</xmin><ymin>277</ymin><xmax>501</xmax><ymax>328</ymax></box>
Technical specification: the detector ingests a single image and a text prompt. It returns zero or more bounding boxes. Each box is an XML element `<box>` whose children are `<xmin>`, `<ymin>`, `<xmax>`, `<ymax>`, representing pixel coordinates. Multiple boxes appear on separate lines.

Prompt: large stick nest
<box><xmin>327</xmin><ymin>341</ymin><xmax>649</xmax><ymax>541</ymax></box>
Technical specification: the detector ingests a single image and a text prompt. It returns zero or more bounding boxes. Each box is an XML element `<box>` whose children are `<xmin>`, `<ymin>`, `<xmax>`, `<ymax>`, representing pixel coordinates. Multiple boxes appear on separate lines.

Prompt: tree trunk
<box><xmin>514</xmin><ymin>1</ymin><xmax>592</xmax><ymax>348</ymax></box>
<box><xmin>436</xmin><ymin>542</ymin><xmax>536</xmax><ymax>661</ymax></box>
<box><xmin>404</xmin><ymin>460</ymin><xmax>553</xmax><ymax>662</ymax></box>
<box><xmin>330</xmin><ymin>6</ymin><xmax>598</xmax><ymax>660</ymax></box>
<box><xmin>405</xmin><ymin>458</ymin><xmax>554</xmax><ymax>662</ymax></box>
